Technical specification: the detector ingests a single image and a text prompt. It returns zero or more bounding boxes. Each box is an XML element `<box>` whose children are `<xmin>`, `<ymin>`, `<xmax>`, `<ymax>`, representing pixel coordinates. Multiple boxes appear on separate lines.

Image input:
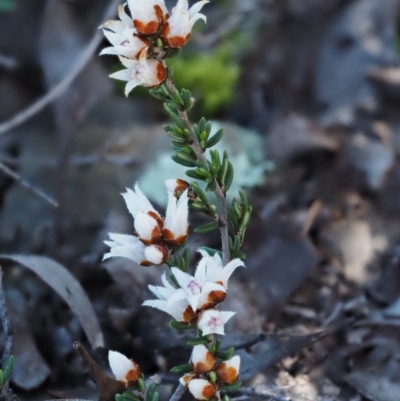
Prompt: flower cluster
<box><xmin>103</xmin><ymin>182</ymin><xmax>189</xmax><ymax>266</ymax></box>
<box><xmin>100</xmin><ymin>0</ymin><xmax>208</xmax><ymax>95</ymax></box>
<box><xmin>143</xmin><ymin>249</ymin><xmax>244</xmax><ymax>334</ymax></box>
<box><xmin>181</xmin><ymin>345</ymin><xmax>240</xmax><ymax>400</ymax></box>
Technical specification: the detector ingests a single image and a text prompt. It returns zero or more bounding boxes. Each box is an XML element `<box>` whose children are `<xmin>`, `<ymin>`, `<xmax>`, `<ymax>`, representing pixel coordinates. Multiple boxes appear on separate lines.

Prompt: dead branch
<box><xmin>0</xmin><ymin>161</ymin><xmax>58</xmax><ymax>207</ymax></box>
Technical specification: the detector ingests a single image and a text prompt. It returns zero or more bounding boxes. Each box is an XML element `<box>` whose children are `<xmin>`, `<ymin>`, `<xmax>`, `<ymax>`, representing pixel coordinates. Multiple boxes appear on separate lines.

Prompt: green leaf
<box><xmin>206</xmin><ymin>129</ymin><xmax>223</xmax><ymax>148</ymax></box>
<box><xmin>221</xmin><ymin>382</ymin><xmax>242</xmax><ymax>392</ymax></box>
<box><xmin>187</xmin><ymin>337</ymin><xmax>208</xmax><ymax>346</ymax></box>
<box><xmin>172</xmin><ymin>154</ymin><xmax>197</xmax><ymax>168</ymax></box>
<box><xmin>238</xmin><ymin>207</ymin><xmax>252</xmax><ymax>232</ymax></box>
<box><xmin>224</xmin><ymin>162</ymin><xmax>234</xmax><ymax>191</ymax></box>
<box><xmin>198</xmin><ymin>117</ymin><xmax>207</xmax><ymax>133</ymax></box>
<box><xmin>122</xmin><ymin>391</ymin><xmax>140</xmax><ymax>401</ymax></box>
<box><xmin>152</xmin><ymin>392</ymin><xmax>159</xmax><ymax>401</ymax></box>
<box><xmin>185</xmin><ymin>169</ymin><xmax>206</xmax><ymax>180</ymax></box>
<box><xmin>148</xmin><ymin>89</ymin><xmax>168</xmax><ymax>101</ymax></box>
<box><xmin>138</xmin><ymin>378</ymin><xmax>145</xmax><ymax>392</ymax></box>
<box><xmin>216</xmin><ymin>347</ymin><xmax>234</xmax><ymax>360</ymax></box>
<box><xmin>115</xmin><ymin>394</ymin><xmax>124</xmax><ymax>401</ymax></box>
<box><xmin>169</xmin><ymin>320</ymin><xmax>197</xmax><ymax>330</ymax></box>
<box><xmin>205</xmin><ymin>180</ymin><xmax>217</xmax><ymax>192</ymax></box>
<box><xmin>170</xmin><ymin>364</ymin><xmax>193</xmax><ymax>374</ymax></box>
<box><xmin>0</xmin><ymin>369</ymin><xmax>3</xmax><ymax>388</ymax></box>
<box><xmin>2</xmin><ymin>356</ymin><xmax>14</xmax><ymax>384</ymax></box>
<box><xmin>167</xmin><ymin>48</ymin><xmax>181</xmax><ymax>59</ymax></box>
<box><xmin>190</xmin><ymin>182</ymin><xmax>208</xmax><ymax>203</ymax></box>
<box><xmin>146</xmin><ymin>383</ymin><xmax>156</xmax><ymax>401</ymax></box>
<box><xmin>194</xmin><ymin>221</ymin><xmax>219</xmax><ymax>233</ymax></box>
<box><xmin>164</xmin><ymin>103</ymin><xmax>185</xmax><ymax>128</ymax></box>
<box><xmin>210</xmin><ymin>150</ymin><xmax>221</xmax><ymax>172</ymax></box>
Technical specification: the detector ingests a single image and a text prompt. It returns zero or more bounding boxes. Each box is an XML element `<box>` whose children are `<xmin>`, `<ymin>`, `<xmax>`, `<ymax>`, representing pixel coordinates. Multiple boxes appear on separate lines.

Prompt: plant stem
<box><xmin>165</xmin><ymin>77</ymin><xmax>230</xmax><ymax>265</ymax></box>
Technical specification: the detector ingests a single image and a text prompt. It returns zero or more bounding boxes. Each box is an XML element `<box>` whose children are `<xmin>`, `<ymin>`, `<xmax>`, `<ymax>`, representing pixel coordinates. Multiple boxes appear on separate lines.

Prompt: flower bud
<box><xmin>134</xmin><ymin>212</ymin><xmax>162</xmax><ymax>244</ymax></box>
<box><xmin>108</xmin><ymin>351</ymin><xmax>141</xmax><ymax>386</ymax></box>
<box><xmin>179</xmin><ymin>372</ymin><xmax>197</xmax><ymax>387</ymax></box>
<box><xmin>127</xmin><ymin>0</ymin><xmax>168</xmax><ymax>35</ymax></box>
<box><xmin>216</xmin><ymin>356</ymin><xmax>240</xmax><ymax>385</ymax></box>
<box><xmin>188</xmin><ymin>379</ymin><xmax>216</xmax><ymax>401</ymax></box>
<box><xmin>144</xmin><ymin>244</ymin><xmax>168</xmax><ymax>265</ymax></box>
<box><xmin>191</xmin><ymin>345</ymin><xmax>216</xmax><ymax>374</ymax></box>
<box><xmin>163</xmin><ymin>190</ymin><xmax>189</xmax><ymax>246</ymax></box>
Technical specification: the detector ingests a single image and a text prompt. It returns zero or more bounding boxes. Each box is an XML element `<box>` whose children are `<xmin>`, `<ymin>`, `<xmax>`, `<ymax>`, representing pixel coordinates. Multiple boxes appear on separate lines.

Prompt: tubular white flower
<box><xmin>188</xmin><ymin>379</ymin><xmax>216</xmax><ymax>401</ymax></box>
<box><xmin>197</xmin><ymin>249</ymin><xmax>245</xmax><ymax>289</ymax></box>
<box><xmin>127</xmin><ymin>0</ymin><xmax>168</xmax><ymax>35</ymax></box>
<box><xmin>144</xmin><ymin>244</ymin><xmax>168</xmax><ymax>265</ymax></box>
<box><xmin>108</xmin><ymin>350</ymin><xmax>141</xmax><ymax>385</ymax></box>
<box><xmin>197</xmin><ymin>309</ymin><xmax>235</xmax><ymax>335</ymax></box>
<box><xmin>134</xmin><ymin>212</ymin><xmax>162</xmax><ymax>243</ymax></box>
<box><xmin>161</xmin><ymin>0</ymin><xmax>208</xmax><ymax>48</ymax></box>
<box><xmin>167</xmin><ymin>267</ymin><xmax>226</xmax><ymax>311</ymax></box>
<box><xmin>122</xmin><ymin>183</ymin><xmax>159</xmax><ymax>219</ymax></box>
<box><xmin>216</xmin><ymin>355</ymin><xmax>240</xmax><ymax>384</ymax></box>
<box><xmin>191</xmin><ymin>345</ymin><xmax>216</xmax><ymax>373</ymax></box>
<box><xmin>103</xmin><ymin>233</ymin><xmax>148</xmax><ymax>265</ymax></box>
<box><xmin>110</xmin><ymin>52</ymin><xmax>166</xmax><ymax>96</ymax></box>
<box><xmin>142</xmin><ymin>273</ymin><xmax>196</xmax><ymax>323</ymax></box>
<box><xmin>163</xmin><ymin>190</ymin><xmax>189</xmax><ymax>246</ymax></box>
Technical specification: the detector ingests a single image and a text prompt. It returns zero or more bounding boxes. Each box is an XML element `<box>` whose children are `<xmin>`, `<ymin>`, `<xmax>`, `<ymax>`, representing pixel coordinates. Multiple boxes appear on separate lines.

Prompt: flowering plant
<box><xmin>98</xmin><ymin>1</ymin><xmax>253</xmax><ymax>401</ymax></box>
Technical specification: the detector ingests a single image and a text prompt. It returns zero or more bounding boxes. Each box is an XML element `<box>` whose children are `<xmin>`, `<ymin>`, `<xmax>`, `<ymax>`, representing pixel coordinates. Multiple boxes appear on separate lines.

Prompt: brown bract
<box><xmin>216</xmin><ymin>363</ymin><xmax>238</xmax><ymax>385</ymax></box>
<box><xmin>193</xmin><ymin>352</ymin><xmax>216</xmax><ymax>374</ymax></box>
<box><xmin>162</xmin><ymin>228</ymin><xmax>188</xmax><ymax>246</ymax></box>
<box><xmin>202</xmin><ymin>382</ymin><xmax>216</xmax><ymax>399</ymax></box>
<box><xmin>161</xmin><ymin>22</ymin><xmax>191</xmax><ymax>48</ymax></box>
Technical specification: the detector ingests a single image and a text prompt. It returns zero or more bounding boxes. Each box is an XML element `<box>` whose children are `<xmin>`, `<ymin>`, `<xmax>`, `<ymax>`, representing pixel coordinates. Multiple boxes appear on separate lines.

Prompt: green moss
<box><xmin>168</xmin><ymin>44</ymin><xmax>240</xmax><ymax>115</ymax></box>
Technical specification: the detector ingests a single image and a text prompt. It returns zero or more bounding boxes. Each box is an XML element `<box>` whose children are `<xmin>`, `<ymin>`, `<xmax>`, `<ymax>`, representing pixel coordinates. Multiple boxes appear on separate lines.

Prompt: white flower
<box><xmin>167</xmin><ymin>267</ymin><xmax>226</xmax><ymax>312</ymax></box>
<box><xmin>163</xmin><ymin>190</ymin><xmax>189</xmax><ymax>246</ymax></box>
<box><xmin>142</xmin><ymin>273</ymin><xmax>196</xmax><ymax>323</ymax></box>
<box><xmin>216</xmin><ymin>355</ymin><xmax>240</xmax><ymax>384</ymax></box>
<box><xmin>134</xmin><ymin>211</ymin><xmax>162</xmax><ymax>243</ymax></box>
<box><xmin>197</xmin><ymin>249</ymin><xmax>245</xmax><ymax>289</ymax></box>
<box><xmin>188</xmin><ymin>379</ymin><xmax>216</xmax><ymax>401</ymax></box>
<box><xmin>103</xmin><ymin>233</ymin><xmax>147</xmax><ymax>265</ymax></box>
<box><xmin>165</xmin><ymin>178</ymin><xmax>189</xmax><ymax>197</ymax></box>
<box><xmin>161</xmin><ymin>0</ymin><xmax>208</xmax><ymax>48</ymax></box>
<box><xmin>191</xmin><ymin>345</ymin><xmax>216</xmax><ymax>373</ymax></box>
<box><xmin>128</xmin><ymin>0</ymin><xmax>168</xmax><ymax>35</ymax></box>
<box><xmin>108</xmin><ymin>350</ymin><xmax>141</xmax><ymax>385</ymax></box>
<box><xmin>100</xmin><ymin>6</ymin><xmax>149</xmax><ymax>59</ymax></box>
<box><xmin>197</xmin><ymin>309</ymin><xmax>235</xmax><ymax>335</ymax></box>
<box><xmin>110</xmin><ymin>53</ymin><xmax>166</xmax><ymax>96</ymax></box>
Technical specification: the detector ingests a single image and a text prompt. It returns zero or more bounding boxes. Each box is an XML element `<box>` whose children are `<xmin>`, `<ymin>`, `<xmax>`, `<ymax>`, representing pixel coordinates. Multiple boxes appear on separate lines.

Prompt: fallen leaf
<box><xmin>0</xmin><ymin>254</ymin><xmax>104</xmax><ymax>349</ymax></box>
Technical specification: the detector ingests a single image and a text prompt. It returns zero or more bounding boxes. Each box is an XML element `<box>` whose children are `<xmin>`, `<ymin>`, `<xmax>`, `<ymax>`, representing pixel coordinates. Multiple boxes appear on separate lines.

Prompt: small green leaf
<box><xmin>194</xmin><ymin>221</ymin><xmax>219</xmax><ymax>233</ymax></box>
<box><xmin>170</xmin><ymin>364</ymin><xmax>193</xmax><ymax>374</ymax></box>
<box><xmin>216</xmin><ymin>347</ymin><xmax>234</xmax><ymax>360</ymax></box>
<box><xmin>148</xmin><ymin>89</ymin><xmax>167</xmax><ymax>101</ymax></box>
<box><xmin>205</xmin><ymin>180</ymin><xmax>217</xmax><ymax>192</ymax></box>
<box><xmin>122</xmin><ymin>391</ymin><xmax>140</xmax><ymax>401</ymax></box>
<box><xmin>169</xmin><ymin>320</ymin><xmax>197</xmax><ymax>330</ymax></box>
<box><xmin>164</xmin><ymin>103</ymin><xmax>185</xmax><ymax>128</ymax></box>
<box><xmin>0</xmin><ymin>369</ymin><xmax>3</xmax><ymax>388</ymax></box>
<box><xmin>187</xmin><ymin>337</ymin><xmax>208</xmax><ymax>346</ymax></box>
<box><xmin>224</xmin><ymin>162</ymin><xmax>234</xmax><ymax>191</ymax></box>
<box><xmin>206</xmin><ymin>129</ymin><xmax>223</xmax><ymax>148</ymax></box>
<box><xmin>190</xmin><ymin>201</ymin><xmax>205</xmax><ymax>213</ymax></box>
<box><xmin>238</xmin><ymin>207</ymin><xmax>252</xmax><ymax>232</ymax></box>
<box><xmin>146</xmin><ymin>382</ymin><xmax>156</xmax><ymax>401</ymax></box>
<box><xmin>199</xmin><ymin>247</ymin><xmax>222</xmax><ymax>258</ymax></box>
<box><xmin>2</xmin><ymin>356</ymin><xmax>14</xmax><ymax>384</ymax></box>
<box><xmin>221</xmin><ymin>381</ymin><xmax>242</xmax><ymax>392</ymax></box>
<box><xmin>138</xmin><ymin>378</ymin><xmax>145</xmax><ymax>392</ymax></box>
<box><xmin>115</xmin><ymin>394</ymin><xmax>124</xmax><ymax>401</ymax></box>
<box><xmin>172</xmin><ymin>155</ymin><xmax>196</xmax><ymax>168</ymax></box>
<box><xmin>152</xmin><ymin>392</ymin><xmax>159</xmax><ymax>401</ymax></box>
<box><xmin>185</xmin><ymin>169</ymin><xmax>205</xmax><ymax>180</ymax></box>
<box><xmin>191</xmin><ymin>182</ymin><xmax>208</xmax><ymax>203</ymax></box>
<box><xmin>198</xmin><ymin>117</ymin><xmax>207</xmax><ymax>133</ymax></box>
<box><xmin>167</xmin><ymin>48</ymin><xmax>181</xmax><ymax>58</ymax></box>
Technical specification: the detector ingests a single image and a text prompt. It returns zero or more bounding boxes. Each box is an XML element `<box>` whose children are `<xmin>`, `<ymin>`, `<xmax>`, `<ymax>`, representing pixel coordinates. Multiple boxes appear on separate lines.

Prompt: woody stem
<box><xmin>165</xmin><ymin>77</ymin><xmax>230</xmax><ymax>266</ymax></box>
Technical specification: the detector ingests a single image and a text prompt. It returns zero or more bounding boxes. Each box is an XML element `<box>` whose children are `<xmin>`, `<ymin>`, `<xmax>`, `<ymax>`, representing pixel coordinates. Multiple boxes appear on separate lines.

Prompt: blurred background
<box><xmin>1</xmin><ymin>0</ymin><xmax>400</xmax><ymax>400</ymax></box>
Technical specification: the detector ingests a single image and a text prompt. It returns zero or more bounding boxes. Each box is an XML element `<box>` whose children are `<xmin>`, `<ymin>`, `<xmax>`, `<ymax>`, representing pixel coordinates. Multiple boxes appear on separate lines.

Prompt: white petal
<box><xmin>109</xmin><ymin>69</ymin><xmax>131</xmax><ymax>81</ymax></box>
<box><xmin>219</xmin><ymin>258</ymin><xmax>245</xmax><ymax>288</ymax></box>
<box><xmin>171</xmin><ymin>267</ymin><xmax>193</xmax><ymax>290</ymax></box>
<box><xmin>108</xmin><ymin>351</ymin><xmax>135</xmax><ymax>382</ymax></box>
<box><xmin>164</xmin><ymin>190</ymin><xmax>189</xmax><ymax>237</ymax></box>
<box><xmin>223</xmin><ymin>355</ymin><xmax>240</xmax><ymax>372</ymax></box>
<box><xmin>188</xmin><ymin>0</ymin><xmax>208</xmax><ymax>18</ymax></box>
<box><xmin>197</xmin><ymin>309</ymin><xmax>235</xmax><ymax>335</ymax></box>
<box><xmin>100</xmin><ymin>47</ymin><xmax>119</xmax><ymax>56</ymax></box>
<box><xmin>118</xmin><ymin>4</ymin><xmax>133</xmax><ymax>26</ymax></box>
<box><xmin>191</xmin><ymin>344</ymin><xmax>209</xmax><ymax>364</ymax></box>
<box><xmin>122</xmin><ymin>184</ymin><xmax>158</xmax><ymax>218</ymax></box>
<box><xmin>103</xmin><ymin>233</ymin><xmax>146</xmax><ymax>264</ymax></box>
<box><xmin>165</xmin><ymin>179</ymin><xmax>178</xmax><ymax>192</ymax></box>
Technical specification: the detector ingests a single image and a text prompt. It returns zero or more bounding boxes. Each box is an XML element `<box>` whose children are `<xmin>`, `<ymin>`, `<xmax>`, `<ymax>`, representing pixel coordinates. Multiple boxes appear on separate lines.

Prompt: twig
<box><xmin>0</xmin><ymin>0</ymin><xmax>121</xmax><ymax>136</ymax></box>
<box><xmin>165</xmin><ymin>77</ymin><xmax>230</xmax><ymax>265</ymax></box>
<box><xmin>169</xmin><ymin>384</ymin><xmax>186</xmax><ymax>401</ymax></box>
<box><xmin>0</xmin><ymin>161</ymin><xmax>58</xmax><ymax>207</ymax></box>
